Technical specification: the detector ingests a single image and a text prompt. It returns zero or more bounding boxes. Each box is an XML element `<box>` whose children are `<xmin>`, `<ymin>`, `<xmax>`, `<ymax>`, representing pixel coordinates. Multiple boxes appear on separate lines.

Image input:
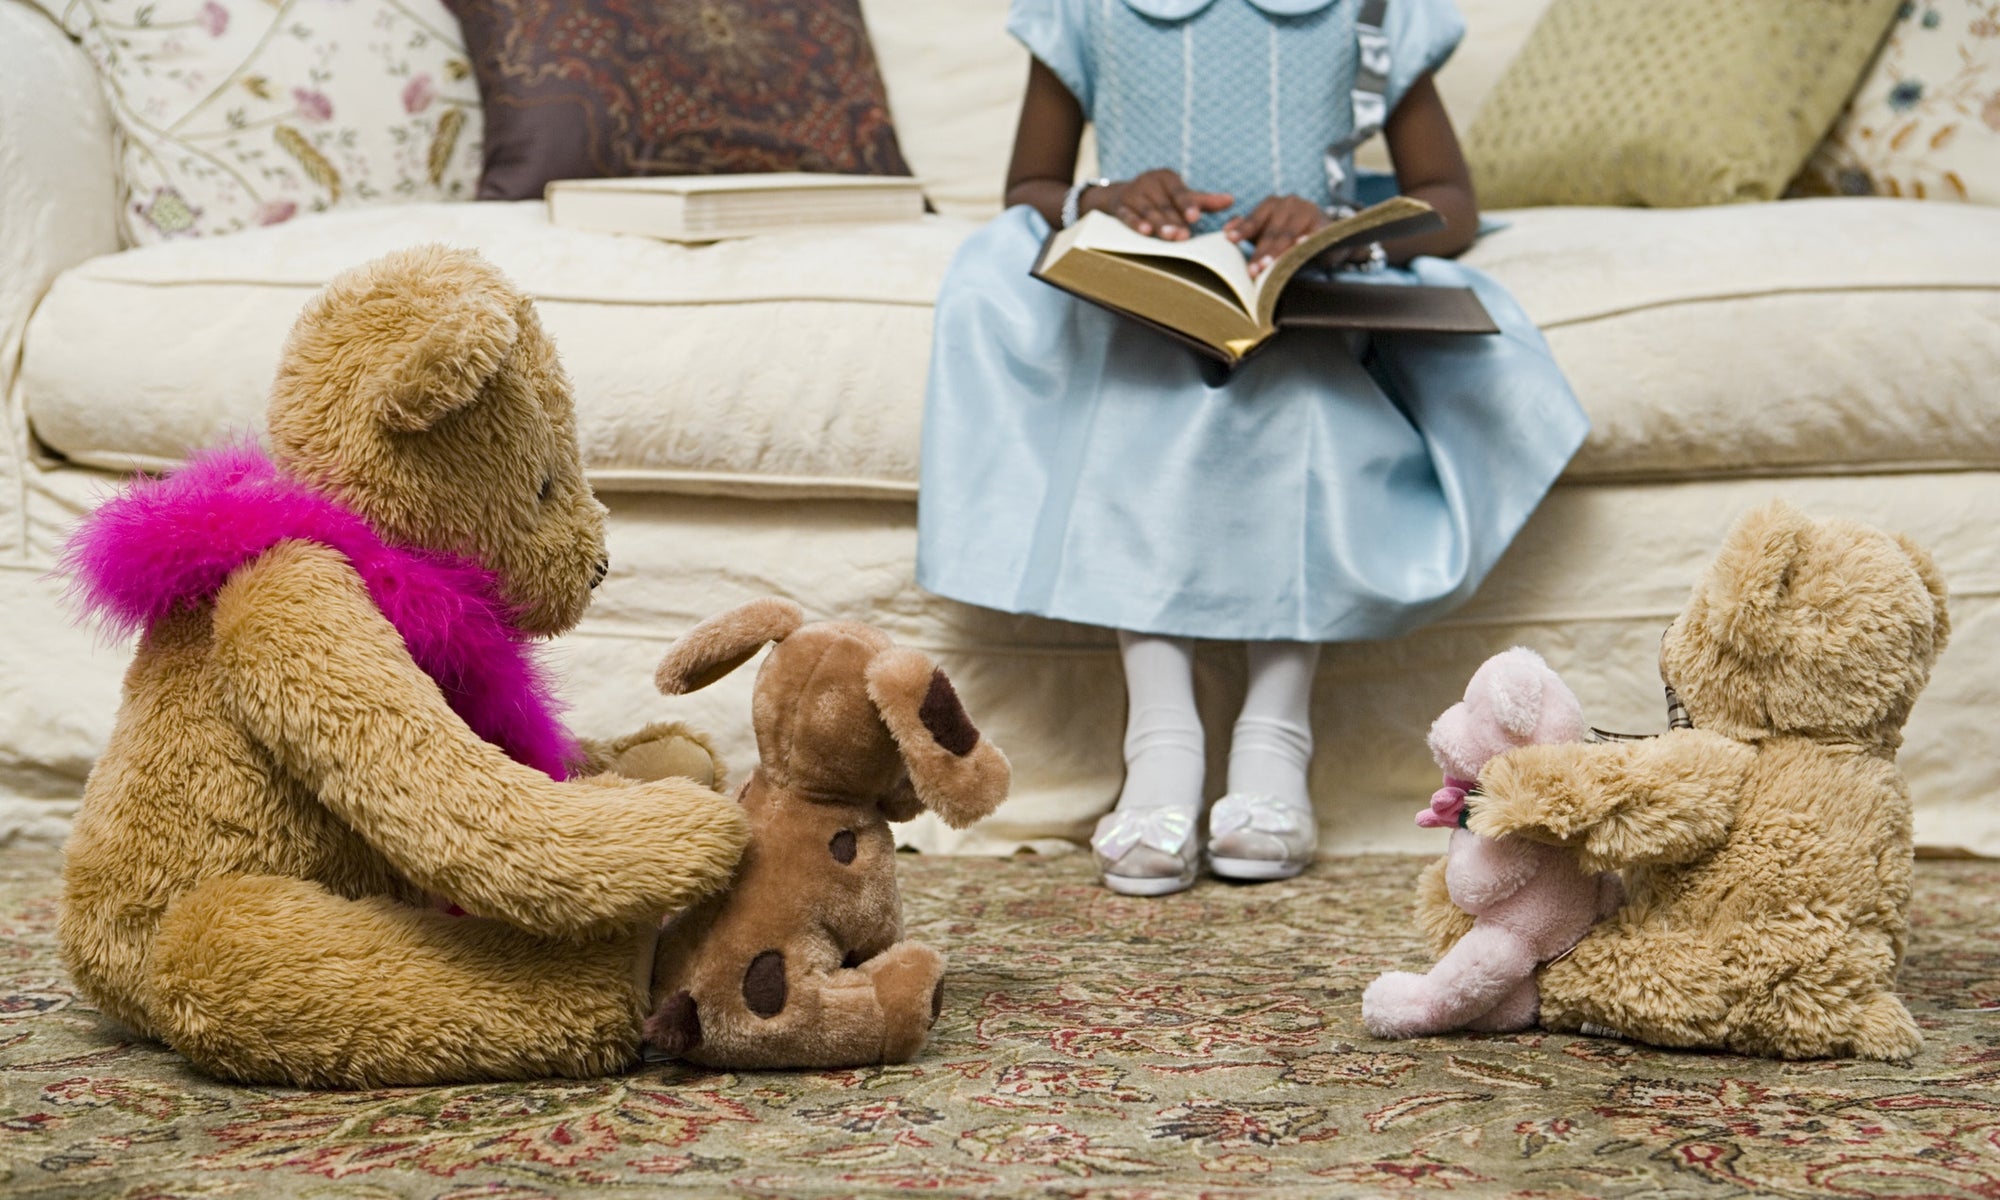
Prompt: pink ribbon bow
<box><xmin>1416</xmin><ymin>777</ymin><xmax>1477</xmax><ymax>828</ymax></box>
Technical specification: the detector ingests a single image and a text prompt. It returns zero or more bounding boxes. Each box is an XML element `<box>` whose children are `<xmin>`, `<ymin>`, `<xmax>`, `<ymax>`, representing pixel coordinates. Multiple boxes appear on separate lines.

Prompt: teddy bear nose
<box><xmin>590</xmin><ymin>557</ymin><xmax>609</xmax><ymax>589</ymax></box>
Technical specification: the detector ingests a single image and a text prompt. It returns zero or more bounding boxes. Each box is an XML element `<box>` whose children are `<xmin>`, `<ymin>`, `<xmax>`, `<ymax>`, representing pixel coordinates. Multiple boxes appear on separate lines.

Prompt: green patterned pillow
<box><xmin>1463</xmin><ymin>0</ymin><xmax>1904</xmax><ymax>209</ymax></box>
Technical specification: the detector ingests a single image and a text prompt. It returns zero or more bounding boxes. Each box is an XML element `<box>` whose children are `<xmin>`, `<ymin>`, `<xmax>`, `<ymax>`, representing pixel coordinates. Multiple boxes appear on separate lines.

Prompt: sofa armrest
<box><xmin>0</xmin><ymin>0</ymin><xmax>119</xmax><ymax>411</ymax></box>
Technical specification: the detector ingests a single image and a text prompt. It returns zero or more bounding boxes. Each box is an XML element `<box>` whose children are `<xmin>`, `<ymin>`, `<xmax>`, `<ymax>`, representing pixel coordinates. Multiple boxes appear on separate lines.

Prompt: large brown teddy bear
<box><xmin>57</xmin><ymin>246</ymin><xmax>748</xmax><ymax>1087</ymax></box>
<box><xmin>1467</xmin><ymin>502</ymin><xmax>1947</xmax><ymax>1060</ymax></box>
<box><xmin>642</xmin><ymin>599</ymin><xmax>1011</xmax><ymax>1068</ymax></box>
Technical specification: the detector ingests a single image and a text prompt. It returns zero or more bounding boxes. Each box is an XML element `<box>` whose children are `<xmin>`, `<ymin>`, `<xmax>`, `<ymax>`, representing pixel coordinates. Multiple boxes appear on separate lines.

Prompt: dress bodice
<box><xmin>1089</xmin><ymin>0</ymin><xmax>1358</xmax><ymax>227</ymax></box>
<box><xmin>1010</xmin><ymin>0</ymin><xmax>1466</xmax><ymax>231</ymax></box>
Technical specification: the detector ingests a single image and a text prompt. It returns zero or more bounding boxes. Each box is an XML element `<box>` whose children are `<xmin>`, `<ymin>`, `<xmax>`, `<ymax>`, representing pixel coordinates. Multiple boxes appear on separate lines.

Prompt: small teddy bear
<box><xmin>641</xmin><ymin>598</ymin><xmax>1012</xmax><ymax>1068</ymax></box>
<box><xmin>1473</xmin><ymin>502</ymin><xmax>1947</xmax><ymax>1060</ymax></box>
<box><xmin>1362</xmin><ymin>647</ymin><xmax>1619</xmax><ymax>1039</ymax></box>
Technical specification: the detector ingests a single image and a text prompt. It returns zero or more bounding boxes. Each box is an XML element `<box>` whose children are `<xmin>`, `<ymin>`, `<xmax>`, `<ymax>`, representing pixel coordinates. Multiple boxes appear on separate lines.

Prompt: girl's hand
<box><xmin>1086</xmin><ymin>169</ymin><xmax>1232</xmax><ymax>240</ymax></box>
<box><xmin>1225</xmin><ymin>196</ymin><xmax>1330</xmax><ymax>278</ymax></box>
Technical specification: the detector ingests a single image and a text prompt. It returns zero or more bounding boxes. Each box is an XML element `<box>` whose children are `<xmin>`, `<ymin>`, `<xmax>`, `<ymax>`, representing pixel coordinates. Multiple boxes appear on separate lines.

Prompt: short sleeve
<box><xmin>1384</xmin><ymin>0</ymin><xmax>1466</xmax><ymax>116</ymax></box>
<box><xmin>1007</xmin><ymin>0</ymin><xmax>1095</xmax><ymax>116</ymax></box>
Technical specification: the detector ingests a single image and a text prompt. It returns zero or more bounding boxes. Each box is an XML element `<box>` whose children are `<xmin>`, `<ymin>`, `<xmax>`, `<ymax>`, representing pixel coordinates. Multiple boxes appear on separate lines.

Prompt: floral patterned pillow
<box><xmin>29</xmin><ymin>0</ymin><xmax>485</xmax><ymax>245</ymax></box>
<box><xmin>448</xmin><ymin>0</ymin><xmax>914</xmax><ymax>202</ymax></box>
<box><xmin>1795</xmin><ymin>0</ymin><xmax>2000</xmax><ymax>202</ymax></box>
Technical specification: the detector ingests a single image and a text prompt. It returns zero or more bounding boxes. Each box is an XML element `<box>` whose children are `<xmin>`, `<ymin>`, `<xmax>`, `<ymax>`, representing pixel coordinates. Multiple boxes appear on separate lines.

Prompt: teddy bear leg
<box><xmin>1726</xmin><ymin>956</ymin><xmax>1924</xmax><ymax>1061</ymax></box>
<box><xmin>666</xmin><ymin>941</ymin><xmax>947</xmax><ymax>1069</ymax></box>
<box><xmin>1536</xmin><ymin>925</ymin><xmax>1730</xmax><ymax>1048</ymax></box>
<box><xmin>1841</xmin><ymin>992</ymin><xmax>1923</xmax><ymax>1062</ymax></box>
<box><xmin>145</xmin><ymin>874</ymin><xmax>654</xmax><ymax>1087</ymax></box>
<box><xmin>1362</xmin><ymin>924</ymin><xmax>1540</xmax><ymax>1039</ymax></box>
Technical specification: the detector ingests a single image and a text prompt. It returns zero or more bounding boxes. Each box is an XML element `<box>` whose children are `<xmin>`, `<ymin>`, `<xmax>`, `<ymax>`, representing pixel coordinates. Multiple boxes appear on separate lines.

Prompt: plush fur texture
<box><xmin>56</xmin><ymin>246</ymin><xmax>749</xmax><ymax>1087</ymax></box>
<box><xmin>643</xmin><ymin>599</ymin><xmax>1012</xmax><ymax>1069</ymax></box>
<box><xmin>62</xmin><ymin>443</ymin><xmax>578</xmax><ymax>780</ymax></box>
<box><xmin>1475</xmin><ymin>502</ymin><xmax>1948</xmax><ymax>1061</ymax></box>
<box><xmin>1363</xmin><ymin>649</ymin><xmax>1618</xmax><ymax>1039</ymax></box>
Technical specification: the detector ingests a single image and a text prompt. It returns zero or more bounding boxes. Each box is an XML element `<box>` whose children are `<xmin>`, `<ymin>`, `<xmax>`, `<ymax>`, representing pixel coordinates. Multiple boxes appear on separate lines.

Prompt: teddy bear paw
<box><xmin>603</xmin><ymin>721</ymin><xmax>723</xmax><ymax>789</ymax></box>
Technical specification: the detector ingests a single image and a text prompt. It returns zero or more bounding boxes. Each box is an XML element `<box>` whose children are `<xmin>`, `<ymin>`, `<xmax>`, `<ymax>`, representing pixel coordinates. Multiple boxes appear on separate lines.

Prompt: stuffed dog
<box><xmin>642</xmin><ymin>599</ymin><xmax>1011</xmax><ymax>1068</ymax></box>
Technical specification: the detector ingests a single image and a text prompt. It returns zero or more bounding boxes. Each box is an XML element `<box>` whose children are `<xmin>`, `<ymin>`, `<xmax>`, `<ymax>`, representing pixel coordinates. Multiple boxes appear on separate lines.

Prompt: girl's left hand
<box><xmin>1225</xmin><ymin>195</ymin><xmax>1328</xmax><ymax>278</ymax></box>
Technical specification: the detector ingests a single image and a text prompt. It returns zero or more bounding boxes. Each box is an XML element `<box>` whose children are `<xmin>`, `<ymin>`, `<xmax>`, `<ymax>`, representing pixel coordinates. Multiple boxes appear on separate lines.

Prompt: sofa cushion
<box><xmin>1479</xmin><ymin>199</ymin><xmax>2000</xmax><ymax>480</ymax></box>
<box><xmin>452</xmin><ymin>0</ymin><xmax>914</xmax><ymax>202</ymax></box>
<box><xmin>23</xmin><ymin>201</ymin><xmax>965</xmax><ymax>500</ymax></box>
<box><xmin>22</xmin><ymin>197</ymin><xmax>2000</xmax><ymax>499</ymax></box>
<box><xmin>853</xmin><ymin>0</ymin><xmax>1022</xmax><ymax>220</ymax></box>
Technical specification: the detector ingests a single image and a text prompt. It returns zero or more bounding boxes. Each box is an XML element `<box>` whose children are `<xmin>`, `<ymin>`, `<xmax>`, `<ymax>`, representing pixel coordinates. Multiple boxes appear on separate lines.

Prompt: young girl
<box><xmin>916</xmin><ymin>0</ymin><xmax>1588</xmax><ymax>895</ymax></box>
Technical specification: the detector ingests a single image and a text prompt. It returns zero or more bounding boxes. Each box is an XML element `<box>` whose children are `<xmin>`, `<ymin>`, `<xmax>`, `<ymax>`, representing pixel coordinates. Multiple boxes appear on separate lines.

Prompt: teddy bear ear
<box><xmin>655</xmin><ymin>598</ymin><xmax>806</xmax><ymax>695</ymax></box>
<box><xmin>368</xmin><ymin>248</ymin><xmax>523</xmax><ymax>434</ymax></box>
<box><xmin>1895</xmin><ymin>532</ymin><xmax>1952</xmax><ymax>653</ymax></box>
<box><xmin>1702</xmin><ymin>500</ymin><xmax>1813</xmax><ymax>656</ymax></box>
<box><xmin>866</xmin><ymin>647</ymin><xmax>1011</xmax><ymax>829</ymax></box>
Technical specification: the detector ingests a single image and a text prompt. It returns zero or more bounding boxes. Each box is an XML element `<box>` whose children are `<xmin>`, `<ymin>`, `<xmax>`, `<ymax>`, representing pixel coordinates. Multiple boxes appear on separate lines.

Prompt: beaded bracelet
<box><xmin>1061</xmin><ymin>177</ymin><xmax>1112</xmax><ymax>228</ymax></box>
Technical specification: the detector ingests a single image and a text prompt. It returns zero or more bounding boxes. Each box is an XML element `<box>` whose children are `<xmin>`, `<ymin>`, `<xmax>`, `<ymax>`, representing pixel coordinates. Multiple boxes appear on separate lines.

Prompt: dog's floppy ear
<box><xmin>865</xmin><ymin>646</ymin><xmax>1010</xmax><ymax>829</ymax></box>
<box><xmin>656</xmin><ymin>598</ymin><xmax>806</xmax><ymax>695</ymax></box>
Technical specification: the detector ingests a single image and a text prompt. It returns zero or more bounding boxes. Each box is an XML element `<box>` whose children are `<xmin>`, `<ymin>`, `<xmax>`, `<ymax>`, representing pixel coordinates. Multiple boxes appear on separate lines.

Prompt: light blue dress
<box><xmin>915</xmin><ymin>0</ymin><xmax>1588</xmax><ymax>642</ymax></box>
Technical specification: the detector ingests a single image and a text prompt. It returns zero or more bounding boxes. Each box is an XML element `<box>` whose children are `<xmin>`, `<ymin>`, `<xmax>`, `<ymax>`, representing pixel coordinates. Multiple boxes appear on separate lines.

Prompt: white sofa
<box><xmin>5</xmin><ymin>0</ymin><xmax>1999</xmax><ymax>857</ymax></box>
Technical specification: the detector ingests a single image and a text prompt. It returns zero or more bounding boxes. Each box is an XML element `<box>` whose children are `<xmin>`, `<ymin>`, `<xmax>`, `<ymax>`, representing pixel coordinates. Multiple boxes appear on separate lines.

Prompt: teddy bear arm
<box><xmin>1474</xmin><ymin>732</ymin><xmax>1750</xmax><ymax>874</ymax></box>
<box><xmin>211</xmin><ymin>544</ymin><xmax>748</xmax><ymax>937</ymax></box>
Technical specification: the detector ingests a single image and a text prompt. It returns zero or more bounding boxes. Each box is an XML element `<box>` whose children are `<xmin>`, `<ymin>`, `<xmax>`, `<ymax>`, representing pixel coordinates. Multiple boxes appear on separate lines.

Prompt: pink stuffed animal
<box><xmin>1361</xmin><ymin>647</ymin><xmax>1621</xmax><ymax>1038</ymax></box>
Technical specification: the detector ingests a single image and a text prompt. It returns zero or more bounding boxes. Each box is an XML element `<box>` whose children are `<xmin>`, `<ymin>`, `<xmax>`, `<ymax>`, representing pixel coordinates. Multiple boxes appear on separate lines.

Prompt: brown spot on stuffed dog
<box><xmin>642</xmin><ymin>598</ymin><xmax>1012</xmax><ymax>1068</ymax></box>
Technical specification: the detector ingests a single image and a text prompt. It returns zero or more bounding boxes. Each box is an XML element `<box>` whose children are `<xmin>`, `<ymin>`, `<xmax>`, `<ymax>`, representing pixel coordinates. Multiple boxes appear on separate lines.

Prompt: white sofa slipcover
<box><xmin>4</xmin><ymin>0</ymin><xmax>1998</xmax><ymax>857</ymax></box>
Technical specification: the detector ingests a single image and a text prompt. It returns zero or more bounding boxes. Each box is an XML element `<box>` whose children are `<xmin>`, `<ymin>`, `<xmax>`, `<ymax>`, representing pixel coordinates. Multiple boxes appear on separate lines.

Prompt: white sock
<box><xmin>1114</xmin><ymin>632</ymin><xmax>1206</xmax><ymax>817</ymax></box>
<box><xmin>1226</xmin><ymin>641</ymin><xmax>1318</xmax><ymax>813</ymax></box>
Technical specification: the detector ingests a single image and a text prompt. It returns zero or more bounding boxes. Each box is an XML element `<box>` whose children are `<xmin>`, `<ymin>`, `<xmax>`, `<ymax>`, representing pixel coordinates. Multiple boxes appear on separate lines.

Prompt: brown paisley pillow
<box><xmin>450</xmin><ymin>0</ymin><xmax>915</xmax><ymax>201</ymax></box>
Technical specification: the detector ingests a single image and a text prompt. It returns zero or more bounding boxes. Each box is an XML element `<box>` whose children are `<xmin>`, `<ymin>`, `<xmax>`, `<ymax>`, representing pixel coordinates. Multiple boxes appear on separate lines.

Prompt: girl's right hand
<box><xmin>1084</xmin><ymin>169</ymin><xmax>1232</xmax><ymax>241</ymax></box>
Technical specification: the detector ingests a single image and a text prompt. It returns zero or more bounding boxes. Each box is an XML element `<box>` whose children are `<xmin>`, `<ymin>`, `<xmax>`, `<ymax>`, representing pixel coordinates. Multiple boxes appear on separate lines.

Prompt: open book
<box><xmin>546</xmin><ymin>172</ymin><xmax>926</xmax><ymax>242</ymax></box>
<box><xmin>1032</xmin><ymin>196</ymin><xmax>1496</xmax><ymax>365</ymax></box>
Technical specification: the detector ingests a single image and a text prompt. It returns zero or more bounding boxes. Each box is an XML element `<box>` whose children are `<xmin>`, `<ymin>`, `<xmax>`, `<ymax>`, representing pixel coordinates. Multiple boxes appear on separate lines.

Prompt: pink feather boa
<box><xmin>58</xmin><ymin>443</ymin><xmax>580</xmax><ymax>780</ymax></box>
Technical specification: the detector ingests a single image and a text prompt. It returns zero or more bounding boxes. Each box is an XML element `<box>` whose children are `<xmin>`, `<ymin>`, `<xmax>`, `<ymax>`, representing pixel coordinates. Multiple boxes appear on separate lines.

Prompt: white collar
<box><xmin>1119</xmin><ymin>0</ymin><xmax>1341</xmax><ymax>19</ymax></box>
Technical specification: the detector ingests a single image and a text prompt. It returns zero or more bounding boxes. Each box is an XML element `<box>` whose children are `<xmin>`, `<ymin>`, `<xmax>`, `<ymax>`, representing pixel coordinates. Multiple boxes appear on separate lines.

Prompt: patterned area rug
<box><xmin>2</xmin><ymin>848</ymin><xmax>1997</xmax><ymax>1199</ymax></box>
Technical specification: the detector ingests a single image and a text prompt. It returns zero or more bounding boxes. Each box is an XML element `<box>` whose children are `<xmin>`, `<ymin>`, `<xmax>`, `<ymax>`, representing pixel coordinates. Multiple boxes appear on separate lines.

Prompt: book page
<box><xmin>1068</xmin><ymin>212</ymin><xmax>1256</xmax><ymax>315</ymax></box>
<box><xmin>1035</xmin><ymin>225</ymin><xmax>1264</xmax><ymax>358</ymax></box>
<box><xmin>1249</xmin><ymin>196</ymin><xmax>1444</xmax><ymax>328</ymax></box>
